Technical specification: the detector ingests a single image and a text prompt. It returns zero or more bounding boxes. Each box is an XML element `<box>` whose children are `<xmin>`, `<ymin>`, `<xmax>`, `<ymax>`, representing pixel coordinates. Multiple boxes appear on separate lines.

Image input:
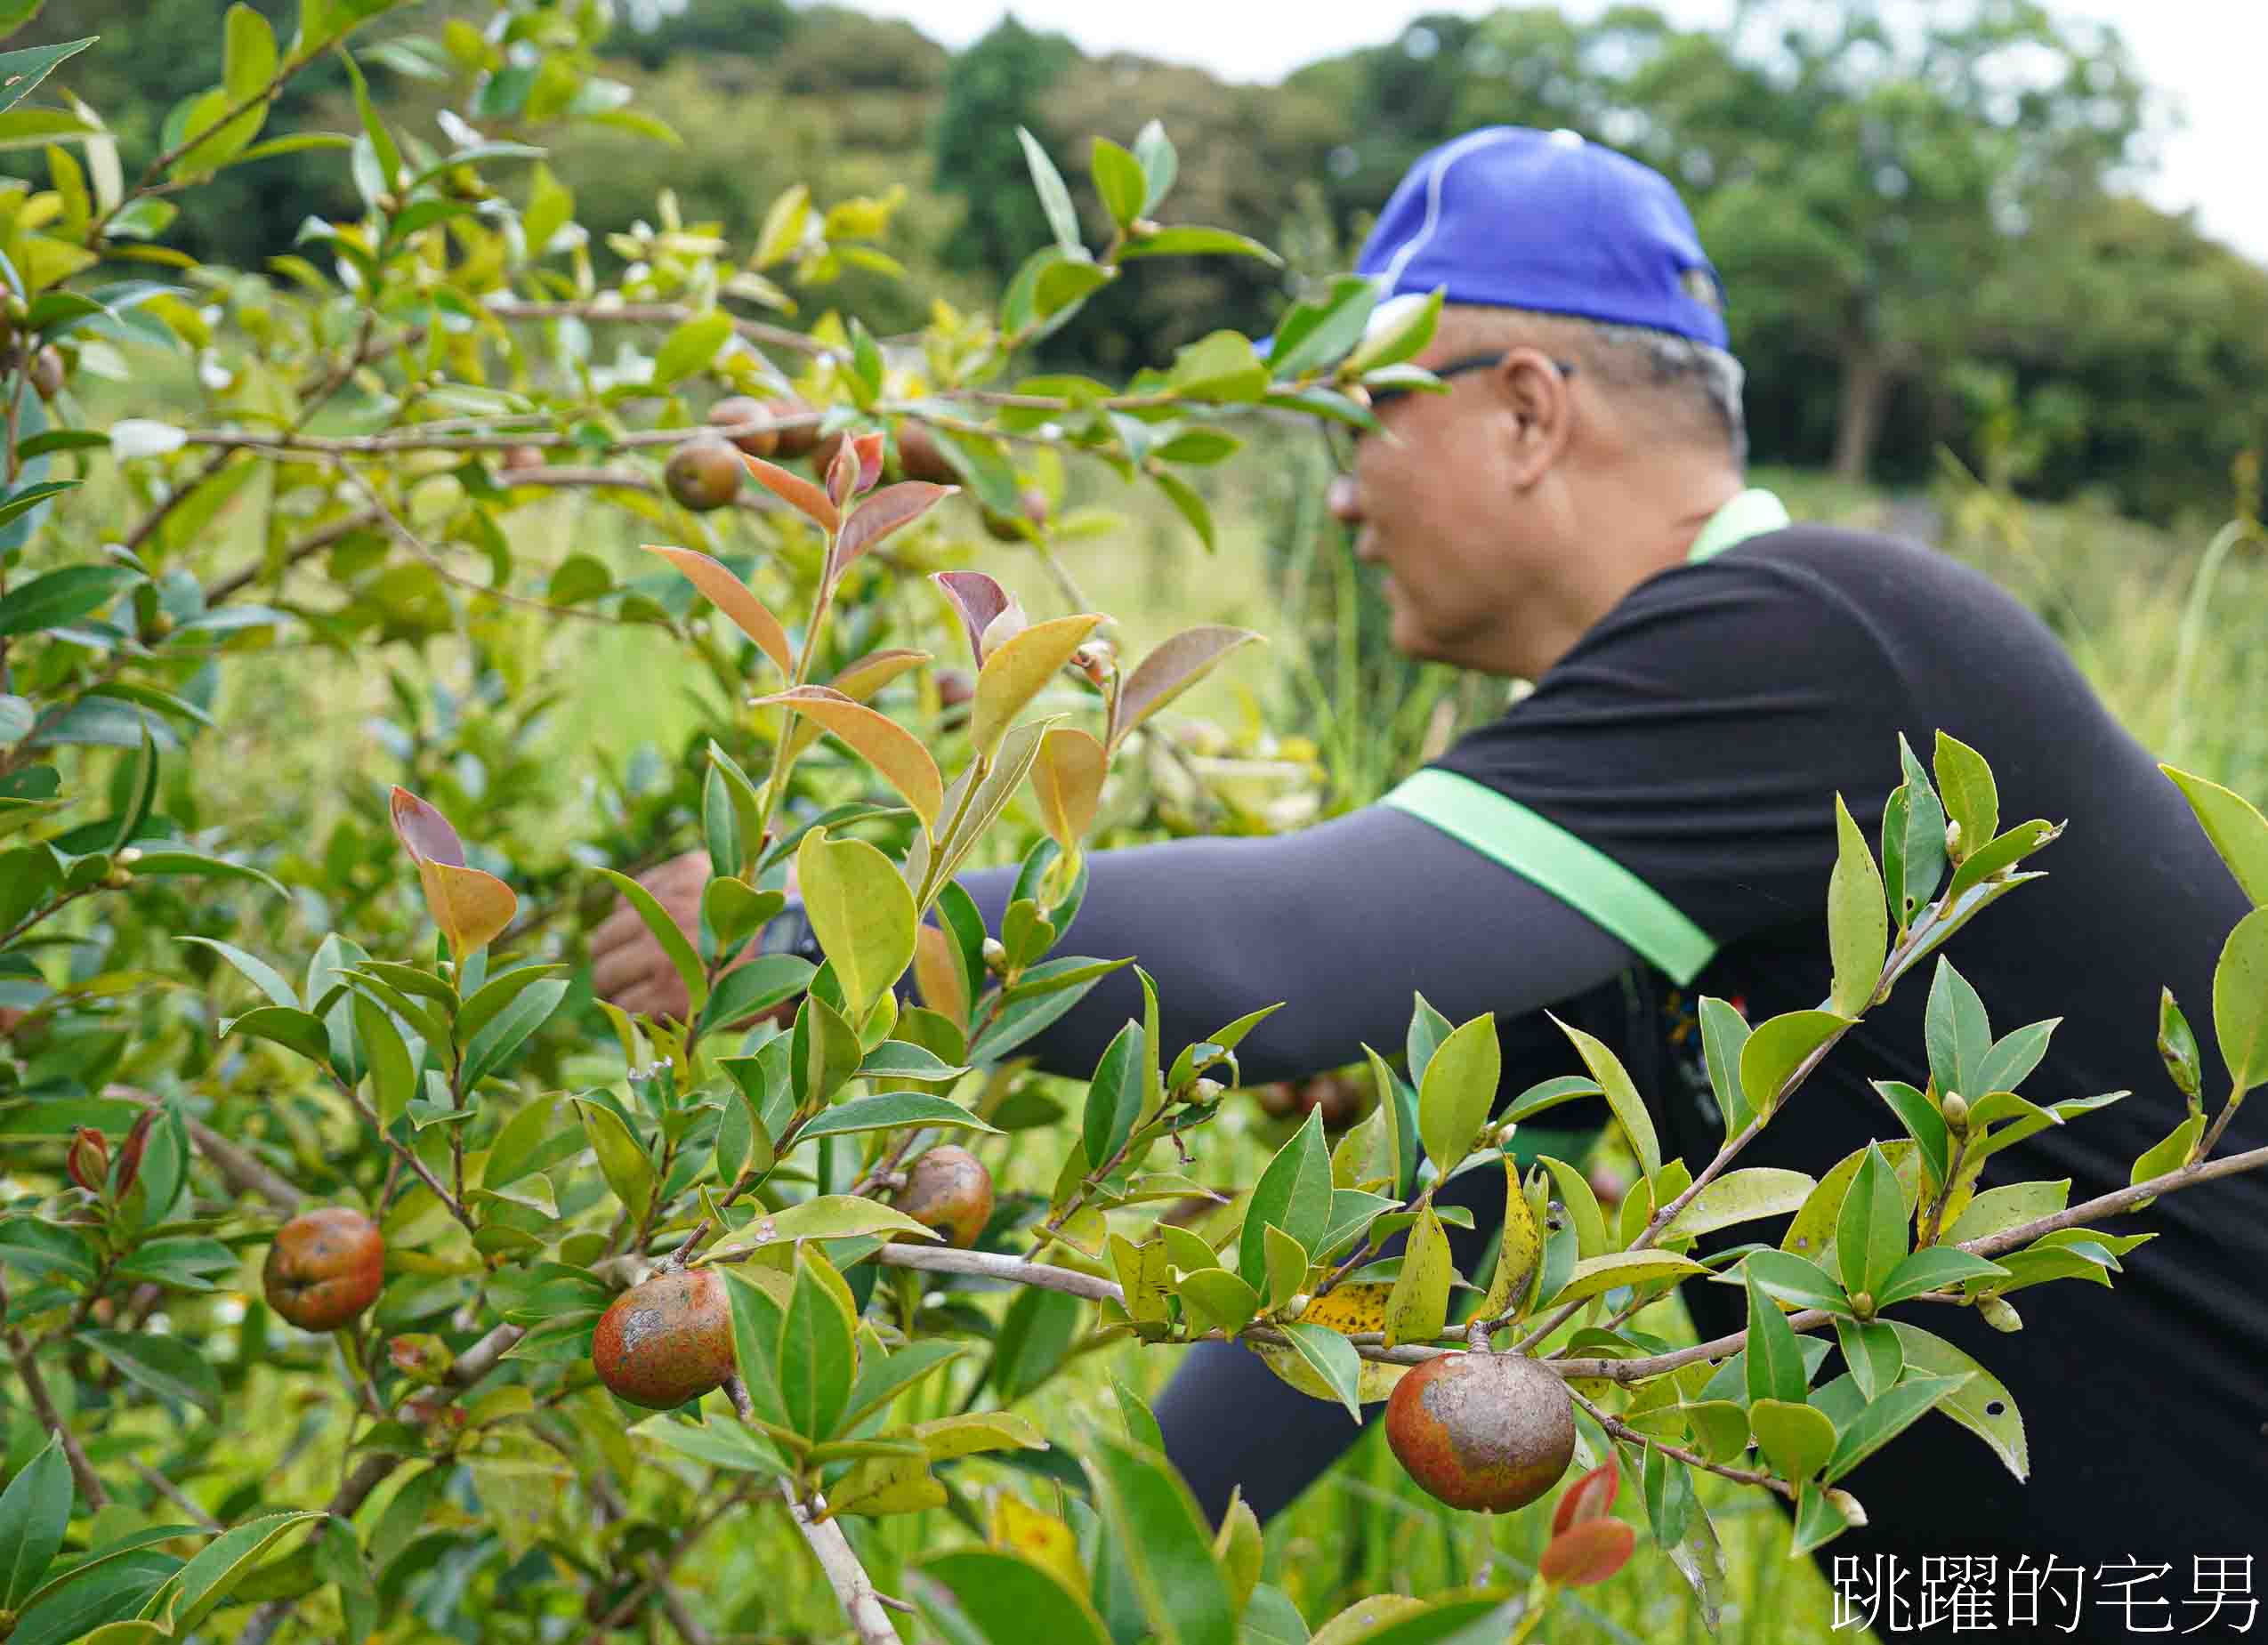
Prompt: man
<box><xmin>595</xmin><ymin>127</ymin><xmax>2268</xmax><ymax>1631</ymax></box>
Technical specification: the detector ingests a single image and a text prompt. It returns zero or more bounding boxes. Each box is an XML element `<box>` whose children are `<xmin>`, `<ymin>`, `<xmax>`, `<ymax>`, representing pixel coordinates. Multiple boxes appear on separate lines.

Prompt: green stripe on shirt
<box><xmin>1382</xmin><ymin>769</ymin><xmax>1719</xmax><ymax>985</ymax></box>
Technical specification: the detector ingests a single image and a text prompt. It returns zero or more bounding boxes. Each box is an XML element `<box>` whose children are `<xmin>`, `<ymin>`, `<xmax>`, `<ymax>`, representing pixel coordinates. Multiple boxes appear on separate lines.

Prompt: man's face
<box><xmin>1330</xmin><ymin>348</ymin><xmax>1562</xmax><ymax>675</ymax></box>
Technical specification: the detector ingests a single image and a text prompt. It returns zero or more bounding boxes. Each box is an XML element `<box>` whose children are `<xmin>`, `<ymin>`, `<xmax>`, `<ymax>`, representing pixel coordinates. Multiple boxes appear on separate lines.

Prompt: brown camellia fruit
<box><xmin>28</xmin><ymin>344</ymin><xmax>65</xmax><ymax>400</ymax></box>
<box><xmin>935</xmin><ymin>666</ymin><xmax>975</xmax><ymax>710</ymax></box>
<box><xmin>664</xmin><ymin>435</ymin><xmax>742</xmax><ymax>512</ymax></box>
<box><xmin>766</xmin><ymin>399</ymin><xmax>819</xmax><ymax>460</ymax></box>
<box><xmin>263</xmin><ymin>1207</ymin><xmax>386</xmax><ymax>1332</ymax></box>
<box><xmin>499</xmin><ymin>442</ymin><xmax>545</xmax><ymax>475</ymax></box>
<box><xmin>1251</xmin><ymin>1081</ymin><xmax>1302</xmax><ymax>1119</ymax></box>
<box><xmin>591</xmin><ymin>1269</ymin><xmax>737</xmax><ymax>1410</ymax></box>
<box><xmin>1296</xmin><ymin>1072</ymin><xmax>1366</xmax><ymax>1130</ymax></box>
<box><xmin>891</xmin><ymin>1145</ymin><xmax>994</xmax><ymax>1249</ymax></box>
<box><xmin>1384</xmin><ymin>1349</ymin><xmax>1577</xmax><ymax>1513</ymax></box>
<box><xmin>892</xmin><ymin>422</ymin><xmax>956</xmax><ymax>485</ymax></box>
<box><xmin>708</xmin><ymin>394</ymin><xmax>778</xmax><ymax>458</ymax></box>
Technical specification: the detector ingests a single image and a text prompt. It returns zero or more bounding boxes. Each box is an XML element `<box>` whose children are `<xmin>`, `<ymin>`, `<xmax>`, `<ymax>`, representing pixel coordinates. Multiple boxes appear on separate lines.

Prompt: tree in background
<box><xmin>931</xmin><ymin>16</ymin><xmax>1080</xmax><ymax>280</ymax></box>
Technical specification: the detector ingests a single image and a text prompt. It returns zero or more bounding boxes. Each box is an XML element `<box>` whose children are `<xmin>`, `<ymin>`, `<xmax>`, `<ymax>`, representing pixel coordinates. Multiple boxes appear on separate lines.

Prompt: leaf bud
<box><xmin>1071</xmin><ymin>641</ymin><xmax>1115</xmax><ymax>688</ymax></box>
<box><xmin>1285</xmin><ymin>1292</ymin><xmax>1312</xmax><ymax>1319</ymax></box>
<box><xmin>1826</xmin><ymin>1488</ymin><xmax>1868</xmax><ymax>1528</ymax></box>
<box><xmin>104</xmin><ymin>867</ymin><xmax>133</xmax><ymax>890</ymax></box>
<box><xmin>66</xmin><ymin>1127</ymin><xmax>110</xmax><ymax>1194</ymax></box>
<box><xmin>1977</xmin><ymin>1294</ymin><xmax>2022</xmax><ymax>1333</ymax></box>
<box><xmin>1943</xmin><ymin>818</ymin><xmax>1964</xmax><ymax>859</ymax></box>
<box><xmin>981</xmin><ymin>937</ymin><xmax>1009</xmax><ymax>976</ymax></box>
<box><xmin>1939</xmin><ymin>1091</ymin><xmax>1969</xmax><ymax>1133</ymax></box>
<box><xmin>1188</xmin><ymin>1077</ymin><xmax>1226</xmax><ymax>1106</ymax></box>
<box><xmin>1849</xmin><ymin>1290</ymin><xmax>1875</xmax><ymax>1321</ymax></box>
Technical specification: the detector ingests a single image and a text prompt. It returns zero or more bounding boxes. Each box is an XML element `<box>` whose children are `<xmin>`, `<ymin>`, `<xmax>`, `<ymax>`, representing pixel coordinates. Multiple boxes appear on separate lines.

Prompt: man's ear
<box><xmin>1487</xmin><ymin>346</ymin><xmax>1576</xmax><ymax>488</ymax></box>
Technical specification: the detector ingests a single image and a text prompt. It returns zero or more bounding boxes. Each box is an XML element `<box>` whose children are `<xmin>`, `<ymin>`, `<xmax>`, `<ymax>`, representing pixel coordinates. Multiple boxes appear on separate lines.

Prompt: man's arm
<box><xmin>764</xmin><ymin>803</ymin><xmax>1640</xmax><ymax>1085</ymax></box>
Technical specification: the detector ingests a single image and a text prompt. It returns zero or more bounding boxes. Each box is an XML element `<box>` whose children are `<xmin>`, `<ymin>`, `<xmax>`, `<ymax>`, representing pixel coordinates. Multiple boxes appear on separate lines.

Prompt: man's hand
<box><xmin>589</xmin><ymin>849</ymin><xmax>800</xmax><ymax>1026</ymax></box>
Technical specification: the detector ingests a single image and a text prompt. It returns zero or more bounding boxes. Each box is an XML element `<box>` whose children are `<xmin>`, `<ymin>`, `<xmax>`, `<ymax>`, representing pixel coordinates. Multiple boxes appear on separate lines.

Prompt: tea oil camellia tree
<box><xmin>5</xmin><ymin>4</ymin><xmax>2268</xmax><ymax>1641</ymax></box>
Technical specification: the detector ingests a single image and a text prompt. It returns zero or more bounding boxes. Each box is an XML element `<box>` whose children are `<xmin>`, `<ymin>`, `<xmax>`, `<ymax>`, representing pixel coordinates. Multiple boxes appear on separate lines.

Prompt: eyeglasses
<box><xmin>1325</xmin><ymin>351</ymin><xmax>1578</xmax><ymax>473</ymax></box>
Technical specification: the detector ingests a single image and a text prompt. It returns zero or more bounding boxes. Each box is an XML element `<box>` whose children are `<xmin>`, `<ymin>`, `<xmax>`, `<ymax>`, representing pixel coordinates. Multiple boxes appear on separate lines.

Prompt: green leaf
<box><xmin>1834</xmin><ymin>1144</ymin><xmax>1907</xmax><ymax>1302</ymax></box>
<box><xmin>1416</xmin><ymin>1014</ymin><xmax>1497</xmax><ymax>1177</ymax></box>
<box><xmin>1661</xmin><ymin>1168</ymin><xmax>1815</xmax><ymax>1240</ymax></box>
<box><xmin>222</xmin><ymin>4</ymin><xmax>277</xmax><ymax>104</ymax></box>
<box><xmin>9</xmin><ymin>1552</ymin><xmax>183</xmax><ymax>1645</ymax></box>
<box><xmin>700</xmin><ymin>955</ymin><xmax>811</xmax><ymax>1035</ymax></box>
<box><xmin>2162</xmin><ymin>765</ymin><xmax>2268</xmax><ymax>907</ymax></box>
<box><xmin>1552</xmin><ymin>1014</ymin><xmax>1660</xmax><ymax>1179</ymax></box>
<box><xmin>793</xmin><ymin>1090</ymin><xmax>999</xmax><ymax>1142</ymax></box>
<box><xmin>1174</xmin><ymin>1267</ymin><xmax>1261</xmax><ymax>1335</ymax></box>
<box><xmin>1085</xmin><ymin>1437</ymin><xmax>1237</xmax><ymax>1645</ymax></box>
<box><xmin>0</xmin><ymin>37</ymin><xmax>94</xmax><ymax>117</ymax></box>
<box><xmin>0</xmin><ymin>562</ymin><xmax>129</xmax><ymax>636</ymax></box>
<box><xmin>220</xmin><ymin>1005</ymin><xmax>335</xmax><ymax>1068</ymax></box>
<box><xmin>1739</xmin><ymin>1010</ymin><xmax>1844</xmax><ymax>1119</ymax></box>
<box><xmin>1868</xmin><ymin>1080</ymin><xmax>1949</xmax><ymax>1190</ymax></box>
<box><xmin>1091</xmin><ymin>136</ymin><xmax>1146</xmax><ymax>229</ymax></box>
<box><xmin>1149</xmin><ymin>469</ymin><xmax>1215</xmax><ymax>553</ymax></box>
<box><xmin>177</xmin><ymin>936</ymin><xmax>299</xmax><ymax>1010</ymax></box>
<box><xmin>1016</xmin><ymin>126</ymin><xmax>1085</xmax><ymax>258</ymax></box>
<box><xmin>797</xmin><ymin>827</ymin><xmax>916</xmax><ymax>1023</ymax></box>
<box><xmin>1551</xmin><ymin>1250</ymin><xmax>1707</xmax><ymax>1307</ymax></box>
<box><xmin>1132</xmin><ymin>118</ymin><xmax>1177</xmax><ymax>214</ymax></box>
<box><xmin>2129</xmin><ymin>1112</ymin><xmax>2205</xmax><ymax>1207</ymax></box>
<box><xmin>1743</xmin><ymin>1267</ymin><xmax>1808</xmax><ymax>1405</ymax></box>
<box><xmin>701</xmin><ymin>1195</ymin><xmax>940</xmax><ymax>1261</ymax></box>
<box><xmin>1827</xmin><ymin>794</ymin><xmax>1887</xmax><ymax>1015</ymax></box>
<box><xmin>1833</xmin><ymin>1317</ymin><xmax>1903</xmax><ymax>1402</ymax></box>
<box><xmin>460</xmin><ymin>979</ymin><xmax>567</xmax><ymax>1090</ymax></box>
<box><xmin>593</xmin><ymin>867</ymin><xmax>706</xmax><ymax>1020</ymax></box>
<box><xmin>337</xmin><ymin>48</ymin><xmax>397</xmax><ymax>194</ymax></box>
<box><xmin>1082</xmin><ymin>1020</ymin><xmax>1147</xmax><ymax>1178</ymax></box>
<box><xmin>1119</xmin><ymin>225</ymin><xmax>1281</xmax><ymax>264</ymax></box>
<box><xmin>0</xmin><ymin>1437</ymin><xmax>70</xmax><ymax>1609</ymax></box>
<box><xmin>1886</xmin><ymin>1322</ymin><xmax>2028</xmax><ymax>1481</ymax></box>
<box><xmin>1238</xmin><ymin>1109</ymin><xmax>1334</xmax><ymax>1290</ymax></box>
<box><xmin>1748</xmin><ymin>1398</ymin><xmax>1836</xmax><ymax>1484</ymax></box>
<box><xmin>157</xmin><ymin>1511</ymin><xmax>322</xmax><ymax>1631</ymax></box>
<box><xmin>653</xmin><ymin>309</ymin><xmax>732</xmax><ymax>386</ymax></box>
<box><xmin>1276</xmin><ymin>1323</ymin><xmax>1362</xmax><ymax>1423</ymax></box>
<box><xmin>860</xmin><ymin>1039</ymin><xmax>970</xmax><ymax>1083</ymax></box>
<box><xmin>923</xmin><ymin>1548</ymin><xmax>1111</xmax><ymax>1645</ymax></box>
<box><xmin>1924</xmin><ymin>957</ymin><xmax>1991</xmax><ymax>1100</ymax></box>
<box><xmin>77</xmin><ymin>1330</ymin><xmax>222</xmax><ymax>1417</ymax></box>
<box><xmin>1698</xmin><ymin>996</ymin><xmax>1753</xmax><ymax>1139</ymax></box>
<box><xmin>1932</xmin><ymin>731</ymin><xmax>1998</xmax><ymax>859</ymax></box>
<box><xmin>839</xmin><ymin>1341</ymin><xmax>968</xmax><ymax>1434</ymax></box>
<box><xmin>1975</xmin><ymin>1019</ymin><xmax>2058</xmax><ymax>1102</ymax></box>
<box><xmin>2215</xmin><ymin>907</ymin><xmax>2268</xmax><ymax>1100</ymax></box>
<box><xmin>1876</xmin><ymin>1246</ymin><xmax>2009</xmax><ymax>1308</ymax></box>
<box><xmin>779</xmin><ymin>1245</ymin><xmax>858</xmax><ymax>1440</ymax></box>
<box><xmin>352</xmin><ymin>995</ymin><xmax>415</xmax><ymax>1128</ymax></box>
<box><xmin>573</xmin><ymin>1097</ymin><xmax>655</xmax><ymax>1224</ymax></box>
<box><xmin>1481</xmin><ymin>1156</ymin><xmax>1544</xmax><ymax>1316</ymax></box>
<box><xmin>1382</xmin><ymin>1200</ymin><xmax>1451</xmax><ymax>1350</ymax></box>
<box><xmin>1823</xmin><ymin>1373</ymin><xmax>1972</xmax><ymax>1484</ymax></box>
<box><xmin>1885</xmin><ymin>737</ymin><xmax>1949</xmax><ymax>925</ymax></box>
<box><xmin>1731</xmin><ymin>1249</ymin><xmax>1848</xmax><ymax>1315</ymax></box>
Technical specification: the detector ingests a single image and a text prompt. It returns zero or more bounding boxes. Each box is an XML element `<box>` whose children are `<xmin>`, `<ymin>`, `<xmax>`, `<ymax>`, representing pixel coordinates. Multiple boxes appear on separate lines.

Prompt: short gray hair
<box><xmin>1437</xmin><ymin>304</ymin><xmax>1749</xmax><ymax>466</ymax></box>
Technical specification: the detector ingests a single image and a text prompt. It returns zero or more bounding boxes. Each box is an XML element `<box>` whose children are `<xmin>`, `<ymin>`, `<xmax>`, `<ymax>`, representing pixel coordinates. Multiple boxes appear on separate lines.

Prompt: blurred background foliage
<box><xmin>14</xmin><ymin>0</ymin><xmax>2267</xmax><ymax>525</ymax></box>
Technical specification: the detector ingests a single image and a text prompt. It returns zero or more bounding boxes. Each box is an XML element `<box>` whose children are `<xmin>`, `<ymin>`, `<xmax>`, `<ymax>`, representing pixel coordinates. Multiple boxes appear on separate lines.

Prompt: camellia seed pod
<box><xmin>663</xmin><ymin>435</ymin><xmax>743</xmax><ymax>512</ymax></box>
<box><xmin>890</xmin><ymin>1145</ymin><xmax>995</xmax><ymax>1250</ymax></box>
<box><xmin>591</xmin><ymin>1269</ymin><xmax>737</xmax><ymax>1410</ymax></box>
<box><xmin>707</xmin><ymin>394</ymin><xmax>778</xmax><ymax>458</ymax></box>
<box><xmin>1384</xmin><ymin>1349</ymin><xmax>1576</xmax><ymax>1513</ymax></box>
<box><xmin>263</xmin><ymin>1207</ymin><xmax>386</xmax><ymax>1332</ymax></box>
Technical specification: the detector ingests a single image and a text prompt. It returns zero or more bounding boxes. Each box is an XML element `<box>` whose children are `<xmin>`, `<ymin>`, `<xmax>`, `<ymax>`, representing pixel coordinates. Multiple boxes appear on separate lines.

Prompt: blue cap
<box><xmin>1308</xmin><ymin>125</ymin><xmax>1728</xmax><ymax>354</ymax></box>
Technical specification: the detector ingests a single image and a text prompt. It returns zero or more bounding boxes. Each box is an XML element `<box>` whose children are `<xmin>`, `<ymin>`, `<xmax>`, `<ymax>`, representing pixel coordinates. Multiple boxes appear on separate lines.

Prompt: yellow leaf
<box><xmin>1383</xmin><ymin>1200</ymin><xmax>1451</xmax><ymax>1349</ymax></box>
<box><xmin>642</xmin><ymin>544</ymin><xmax>794</xmax><ymax>678</ymax></box>
<box><xmin>1550</xmin><ymin>1250</ymin><xmax>1708</xmax><ymax>1308</ymax></box>
<box><xmin>993</xmin><ymin>1496</ymin><xmax>1086</xmax><ymax>1595</ymax></box>
<box><xmin>911</xmin><ymin>923</ymin><xmax>968</xmax><ymax>1028</ymax></box>
<box><xmin>1031</xmin><ymin>726</ymin><xmax>1108</xmax><ymax>859</ymax></box>
<box><xmin>787</xmin><ymin>649</ymin><xmax>928</xmax><ymax>760</ymax></box>
<box><xmin>972</xmin><ymin>613</ymin><xmax>1102</xmax><ymax>761</ymax></box>
<box><xmin>417</xmin><ymin>860</ymin><xmax>517</xmax><ymax>961</ymax></box>
<box><xmin>752</xmin><ymin>686</ymin><xmax>943</xmax><ymax>836</ymax></box>
<box><xmin>1481</xmin><ymin>1156</ymin><xmax>1541</xmax><ymax>1320</ymax></box>
<box><xmin>795</xmin><ymin>827</ymin><xmax>917</xmax><ymax>1020</ymax></box>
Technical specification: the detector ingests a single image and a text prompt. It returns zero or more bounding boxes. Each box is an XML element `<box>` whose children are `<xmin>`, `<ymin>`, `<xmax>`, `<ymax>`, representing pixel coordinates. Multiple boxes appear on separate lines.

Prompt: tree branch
<box><xmin>0</xmin><ymin>1276</ymin><xmax>109</xmax><ymax>1511</ymax></box>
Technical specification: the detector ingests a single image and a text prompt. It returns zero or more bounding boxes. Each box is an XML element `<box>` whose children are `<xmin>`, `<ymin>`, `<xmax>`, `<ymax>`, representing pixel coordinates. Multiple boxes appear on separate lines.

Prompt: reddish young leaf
<box><xmin>738</xmin><ymin>450</ymin><xmax>839</xmax><ymax>533</ymax></box>
<box><xmin>1109</xmin><ymin>625</ymin><xmax>1263</xmax><ymax>752</ymax></box>
<box><xmin>390</xmin><ymin>786</ymin><xmax>465</xmax><ymax>867</ymax></box>
<box><xmin>642</xmin><ymin>544</ymin><xmax>795</xmax><ymax>678</ymax></box>
<box><xmin>835</xmin><ymin>481</ymin><xmax>955</xmax><ymax>576</ymax></box>
<box><xmin>67</xmin><ymin>1127</ymin><xmax>109</xmax><ymax>1193</ymax></box>
<box><xmin>116</xmin><ymin>1106</ymin><xmax>155</xmax><ymax>1195</ymax></box>
<box><xmin>1538</xmin><ymin>1518</ymin><xmax>1635</xmax><ymax>1588</ymax></box>
<box><xmin>933</xmin><ymin>570</ymin><xmax>1013</xmax><ymax>666</ymax></box>
<box><xmin>827</xmin><ymin>430</ymin><xmax>886</xmax><ymax>509</ymax></box>
<box><xmin>1551</xmin><ymin>1456</ymin><xmax>1621</xmax><ymax>1536</ymax></box>
<box><xmin>785</xmin><ymin>649</ymin><xmax>929</xmax><ymax>761</ymax></box>
<box><xmin>747</xmin><ymin>684</ymin><xmax>944</xmax><ymax>835</ymax></box>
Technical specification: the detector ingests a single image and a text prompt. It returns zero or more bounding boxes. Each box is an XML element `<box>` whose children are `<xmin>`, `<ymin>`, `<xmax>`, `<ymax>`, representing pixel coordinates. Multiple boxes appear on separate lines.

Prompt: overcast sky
<box><xmin>832</xmin><ymin>0</ymin><xmax>2266</xmax><ymax>267</ymax></box>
